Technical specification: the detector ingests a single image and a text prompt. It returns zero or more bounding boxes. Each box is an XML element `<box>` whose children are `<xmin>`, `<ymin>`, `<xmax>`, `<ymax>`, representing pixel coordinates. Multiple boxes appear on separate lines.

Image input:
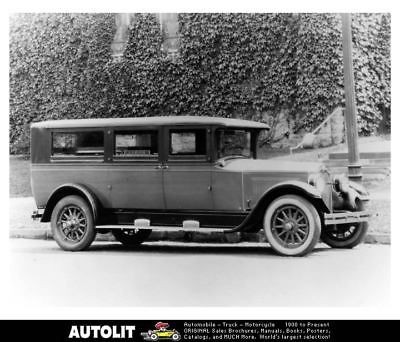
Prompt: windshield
<box><xmin>216</xmin><ymin>129</ymin><xmax>252</xmax><ymax>159</ymax></box>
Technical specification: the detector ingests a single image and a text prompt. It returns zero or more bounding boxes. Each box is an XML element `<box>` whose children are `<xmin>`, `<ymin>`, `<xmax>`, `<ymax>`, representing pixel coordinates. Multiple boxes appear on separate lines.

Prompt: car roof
<box><xmin>31</xmin><ymin>116</ymin><xmax>270</xmax><ymax>130</ymax></box>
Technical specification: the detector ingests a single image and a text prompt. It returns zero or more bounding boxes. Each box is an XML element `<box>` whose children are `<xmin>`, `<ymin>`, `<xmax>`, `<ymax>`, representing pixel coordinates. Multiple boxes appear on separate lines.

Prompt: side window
<box><xmin>169</xmin><ymin>129</ymin><xmax>207</xmax><ymax>160</ymax></box>
<box><xmin>52</xmin><ymin>131</ymin><xmax>104</xmax><ymax>157</ymax></box>
<box><xmin>216</xmin><ymin>129</ymin><xmax>251</xmax><ymax>158</ymax></box>
<box><xmin>114</xmin><ymin>131</ymin><xmax>158</xmax><ymax>160</ymax></box>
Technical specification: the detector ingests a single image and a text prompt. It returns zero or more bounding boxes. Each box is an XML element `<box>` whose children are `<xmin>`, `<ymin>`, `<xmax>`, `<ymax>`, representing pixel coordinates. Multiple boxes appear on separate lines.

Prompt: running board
<box><xmin>96</xmin><ymin>225</ymin><xmax>235</xmax><ymax>233</ymax></box>
<box><xmin>96</xmin><ymin>219</ymin><xmax>236</xmax><ymax>233</ymax></box>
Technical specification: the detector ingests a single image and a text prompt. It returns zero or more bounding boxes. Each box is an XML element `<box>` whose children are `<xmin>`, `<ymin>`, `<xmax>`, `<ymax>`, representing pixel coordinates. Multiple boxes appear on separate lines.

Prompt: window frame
<box><xmin>166</xmin><ymin>126</ymin><xmax>210</xmax><ymax>163</ymax></box>
<box><xmin>212</xmin><ymin>127</ymin><xmax>261</xmax><ymax>161</ymax></box>
<box><xmin>109</xmin><ymin>127</ymin><xmax>162</xmax><ymax>164</ymax></box>
<box><xmin>215</xmin><ymin>128</ymin><xmax>253</xmax><ymax>159</ymax></box>
<box><xmin>113</xmin><ymin>129</ymin><xmax>160</xmax><ymax>162</ymax></box>
<box><xmin>50</xmin><ymin>128</ymin><xmax>105</xmax><ymax>163</ymax></box>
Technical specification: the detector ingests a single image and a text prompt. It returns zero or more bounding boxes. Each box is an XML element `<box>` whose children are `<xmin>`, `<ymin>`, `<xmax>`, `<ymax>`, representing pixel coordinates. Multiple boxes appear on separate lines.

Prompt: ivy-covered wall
<box><xmin>9</xmin><ymin>13</ymin><xmax>390</xmax><ymax>153</ymax></box>
<box><xmin>9</xmin><ymin>13</ymin><xmax>115</xmax><ymax>153</ymax></box>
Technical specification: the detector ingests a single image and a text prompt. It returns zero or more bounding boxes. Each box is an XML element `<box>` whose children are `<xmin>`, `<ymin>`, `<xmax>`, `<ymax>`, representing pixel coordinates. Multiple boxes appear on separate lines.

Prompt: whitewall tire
<box><xmin>263</xmin><ymin>195</ymin><xmax>321</xmax><ymax>256</ymax></box>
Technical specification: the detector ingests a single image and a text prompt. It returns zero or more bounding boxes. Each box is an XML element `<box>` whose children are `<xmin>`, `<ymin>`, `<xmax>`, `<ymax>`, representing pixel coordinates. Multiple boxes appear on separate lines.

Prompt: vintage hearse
<box><xmin>30</xmin><ymin>116</ymin><xmax>370</xmax><ymax>256</ymax></box>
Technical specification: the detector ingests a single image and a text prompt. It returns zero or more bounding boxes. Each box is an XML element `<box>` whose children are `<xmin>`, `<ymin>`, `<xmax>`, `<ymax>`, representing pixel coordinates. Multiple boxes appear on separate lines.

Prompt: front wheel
<box><xmin>51</xmin><ymin>195</ymin><xmax>96</xmax><ymax>251</ymax></box>
<box><xmin>321</xmin><ymin>201</ymin><xmax>368</xmax><ymax>248</ymax></box>
<box><xmin>172</xmin><ymin>333</ymin><xmax>181</xmax><ymax>341</ymax></box>
<box><xmin>263</xmin><ymin>195</ymin><xmax>321</xmax><ymax>256</ymax></box>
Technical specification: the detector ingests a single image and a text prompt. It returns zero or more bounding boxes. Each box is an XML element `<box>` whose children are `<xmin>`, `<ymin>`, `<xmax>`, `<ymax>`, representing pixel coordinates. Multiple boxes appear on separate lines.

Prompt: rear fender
<box><xmin>41</xmin><ymin>183</ymin><xmax>99</xmax><ymax>223</ymax></box>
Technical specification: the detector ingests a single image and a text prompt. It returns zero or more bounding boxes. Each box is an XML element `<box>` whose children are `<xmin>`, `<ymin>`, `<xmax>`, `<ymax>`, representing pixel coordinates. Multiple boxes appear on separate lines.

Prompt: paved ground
<box><xmin>6</xmin><ymin>239</ymin><xmax>390</xmax><ymax>307</ymax></box>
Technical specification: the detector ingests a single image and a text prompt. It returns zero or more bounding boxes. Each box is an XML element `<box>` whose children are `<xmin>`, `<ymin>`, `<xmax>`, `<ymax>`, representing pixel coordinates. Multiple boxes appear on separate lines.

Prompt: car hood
<box><xmin>220</xmin><ymin>158</ymin><xmax>323</xmax><ymax>174</ymax></box>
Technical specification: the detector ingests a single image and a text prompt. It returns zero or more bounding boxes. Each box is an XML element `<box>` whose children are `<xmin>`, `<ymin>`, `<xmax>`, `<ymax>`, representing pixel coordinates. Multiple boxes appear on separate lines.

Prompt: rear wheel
<box><xmin>112</xmin><ymin>229</ymin><xmax>152</xmax><ymax>246</ymax></box>
<box><xmin>150</xmin><ymin>333</ymin><xmax>159</xmax><ymax>341</ymax></box>
<box><xmin>321</xmin><ymin>201</ymin><xmax>368</xmax><ymax>248</ymax></box>
<box><xmin>263</xmin><ymin>195</ymin><xmax>321</xmax><ymax>256</ymax></box>
<box><xmin>51</xmin><ymin>195</ymin><xmax>96</xmax><ymax>251</ymax></box>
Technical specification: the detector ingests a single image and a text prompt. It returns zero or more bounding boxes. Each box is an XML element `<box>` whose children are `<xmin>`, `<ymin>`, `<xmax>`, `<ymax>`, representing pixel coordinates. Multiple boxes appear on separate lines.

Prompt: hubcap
<box><xmin>57</xmin><ymin>205</ymin><xmax>87</xmax><ymax>242</ymax></box>
<box><xmin>284</xmin><ymin>222</ymin><xmax>294</xmax><ymax>231</ymax></box>
<box><xmin>271</xmin><ymin>205</ymin><xmax>310</xmax><ymax>248</ymax></box>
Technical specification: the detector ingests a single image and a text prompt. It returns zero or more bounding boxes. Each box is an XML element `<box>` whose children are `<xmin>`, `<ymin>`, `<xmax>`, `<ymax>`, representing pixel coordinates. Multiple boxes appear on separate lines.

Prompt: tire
<box><xmin>112</xmin><ymin>229</ymin><xmax>152</xmax><ymax>246</ymax></box>
<box><xmin>172</xmin><ymin>333</ymin><xmax>181</xmax><ymax>341</ymax></box>
<box><xmin>263</xmin><ymin>195</ymin><xmax>321</xmax><ymax>256</ymax></box>
<box><xmin>51</xmin><ymin>195</ymin><xmax>96</xmax><ymax>251</ymax></box>
<box><xmin>321</xmin><ymin>201</ymin><xmax>368</xmax><ymax>249</ymax></box>
<box><xmin>150</xmin><ymin>333</ymin><xmax>158</xmax><ymax>341</ymax></box>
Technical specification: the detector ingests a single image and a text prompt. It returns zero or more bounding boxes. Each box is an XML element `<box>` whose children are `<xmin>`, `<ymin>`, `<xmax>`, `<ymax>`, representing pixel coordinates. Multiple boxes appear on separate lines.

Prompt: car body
<box><xmin>141</xmin><ymin>329</ymin><xmax>181</xmax><ymax>341</ymax></box>
<box><xmin>30</xmin><ymin>116</ymin><xmax>370</xmax><ymax>256</ymax></box>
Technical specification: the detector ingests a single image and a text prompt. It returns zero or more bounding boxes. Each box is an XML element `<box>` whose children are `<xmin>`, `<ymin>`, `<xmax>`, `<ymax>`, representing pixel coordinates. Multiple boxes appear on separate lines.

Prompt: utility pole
<box><xmin>341</xmin><ymin>13</ymin><xmax>362</xmax><ymax>182</ymax></box>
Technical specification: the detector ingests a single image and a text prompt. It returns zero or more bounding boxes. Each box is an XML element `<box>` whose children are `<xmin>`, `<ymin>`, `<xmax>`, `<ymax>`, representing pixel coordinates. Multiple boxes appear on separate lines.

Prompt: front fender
<box><xmin>232</xmin><ymin>180</ymin><xmax>329</xmax><ymax>232</ymax></box>
<box><xmin>41</xmin><ymin>183</ymin><xmax>99</xmax><ymax>223</ymax></box>
<box><xmin>265</xmin><ymin>180</ymin><xmax>323</xmax><ymax>199</ymax></box>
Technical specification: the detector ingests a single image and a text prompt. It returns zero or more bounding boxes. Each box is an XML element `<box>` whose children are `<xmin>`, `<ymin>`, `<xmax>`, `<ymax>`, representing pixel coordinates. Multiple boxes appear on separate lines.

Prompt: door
<box><xmin>163</xmin><ymin>127</ymin><xmax>213</xmax><ymax>210</ymax></box>
<box><xmin>211</xmin><ymin>128</ymin><xmax>251</xmax><ymax>212</ymax></box>
<box><xmin>109</xmin><ymin>128</ymin><xmax>164</xmax><ymax>209</ymax></box>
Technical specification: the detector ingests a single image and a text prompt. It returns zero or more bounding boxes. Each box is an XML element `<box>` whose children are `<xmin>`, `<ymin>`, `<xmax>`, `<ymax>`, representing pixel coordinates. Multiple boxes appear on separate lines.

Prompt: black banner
<box><xmin>0</xmin><ymin>320</ymin><xmax>395</xmax><ymax>341</ymax></box>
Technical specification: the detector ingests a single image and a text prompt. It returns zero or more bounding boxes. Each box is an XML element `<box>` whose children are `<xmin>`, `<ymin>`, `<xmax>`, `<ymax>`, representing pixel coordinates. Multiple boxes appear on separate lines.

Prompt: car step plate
<box><xmin>96</xmin><ymin>224</ymin><xmax>230</xmax><ymax>233</ymax></box>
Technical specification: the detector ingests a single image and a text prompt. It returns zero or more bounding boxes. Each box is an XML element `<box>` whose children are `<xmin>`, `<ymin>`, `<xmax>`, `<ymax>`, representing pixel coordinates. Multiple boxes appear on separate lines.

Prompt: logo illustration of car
<box><xmin>141</xmin><ymin>322</ymin><xmax>181</xmax><ymax>341</ymax></box>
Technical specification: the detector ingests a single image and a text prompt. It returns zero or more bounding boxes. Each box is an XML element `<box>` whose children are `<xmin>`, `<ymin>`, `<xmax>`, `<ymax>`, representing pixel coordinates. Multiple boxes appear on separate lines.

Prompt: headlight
<box><xmin>308</xmin><ymin>173</ymin><xmax>326</xmax><ymax>193</ymax></box>
<box><xmin>348</xmin><ymin>180</ymin><xmax>369</xmax><ymax>196</ymax></box>
<box><xmin>333</xmin><ymin>175</ymin><xmax>350</xmax><ymax>193</ymax></box>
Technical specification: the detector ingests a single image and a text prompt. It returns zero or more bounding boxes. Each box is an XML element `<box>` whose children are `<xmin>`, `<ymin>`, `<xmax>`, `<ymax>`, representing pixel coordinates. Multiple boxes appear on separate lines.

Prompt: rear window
<box><xmin>114</xmin><ymin>131</ymin><xmax>158</xmax><ymax>159</ymax></box>
<box><xmin>52</xmin><ymin>131</ymin><xmax>104</xmax><ymax>157</ymax></box>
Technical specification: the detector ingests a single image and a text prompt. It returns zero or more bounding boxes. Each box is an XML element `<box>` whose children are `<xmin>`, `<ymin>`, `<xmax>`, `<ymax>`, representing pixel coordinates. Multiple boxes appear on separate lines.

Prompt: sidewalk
<box><xmin>338</xmin><ymin>137</ymin><xmax>391</xmax><ymax>154</ymax></box>
<box><xmin>273</xmin><ymin>135</ymin><xmax>391</xmax><ymax>162</ymax></box>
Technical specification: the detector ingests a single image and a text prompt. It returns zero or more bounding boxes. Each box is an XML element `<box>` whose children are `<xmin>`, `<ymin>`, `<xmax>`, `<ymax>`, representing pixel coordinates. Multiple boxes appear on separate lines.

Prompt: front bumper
<box><xmin>324</xmin><ymin>211</ymin><xmax>371</xmax><ymax>225</ymax></box>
